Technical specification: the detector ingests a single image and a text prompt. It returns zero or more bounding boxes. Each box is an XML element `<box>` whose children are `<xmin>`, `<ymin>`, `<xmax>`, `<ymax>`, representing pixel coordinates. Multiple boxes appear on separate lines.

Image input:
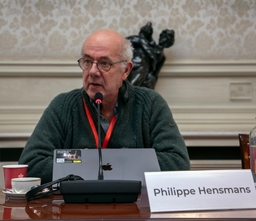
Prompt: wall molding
<box><xmin>161</xmin><ymin>60</ymin><xmax>256</xmax><ymax>77</ymax></box>
<box><xmin>0</xmin><ymin>106</ymin><xmax>253</xmax><ymax>147</ymax></box>
<box><xmin>0</xmin><ymin>106</ymin><xmax>254</xmax><ymax>129</ymax></box>
<box><xmin>0</xmin><ymin>60</ymin><xmax>255</xmax><ymax>77</ymax></box>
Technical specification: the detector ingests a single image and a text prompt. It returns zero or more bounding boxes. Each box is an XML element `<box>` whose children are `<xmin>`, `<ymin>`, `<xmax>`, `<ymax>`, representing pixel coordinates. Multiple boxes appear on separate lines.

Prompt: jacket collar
<box><xmin>81</xmin><ymin>79</ymin><xmax>134</xmax><ymax>105</ymax></box>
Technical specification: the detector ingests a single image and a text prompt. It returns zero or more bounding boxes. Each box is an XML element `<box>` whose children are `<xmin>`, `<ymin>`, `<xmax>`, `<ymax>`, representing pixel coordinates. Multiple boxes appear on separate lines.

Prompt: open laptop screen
<box><xmin>52</xmin><ymin>148</ymin><xmax>160</xmax><ymax>187</ymax></box>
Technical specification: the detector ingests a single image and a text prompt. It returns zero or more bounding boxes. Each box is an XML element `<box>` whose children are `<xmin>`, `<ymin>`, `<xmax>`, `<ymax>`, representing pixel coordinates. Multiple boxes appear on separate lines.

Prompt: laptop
<box><xmin>52</xmin><ymin>148</ymin><xmax>160</xmax><ymax>187</ymax></box>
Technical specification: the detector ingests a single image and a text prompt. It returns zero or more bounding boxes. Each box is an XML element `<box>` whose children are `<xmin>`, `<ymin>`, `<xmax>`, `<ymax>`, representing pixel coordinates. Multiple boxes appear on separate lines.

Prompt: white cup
<box><xmin>11</xmin><ymin>177</ymin><xmax>41</xmax><ymax>194</ymax></box>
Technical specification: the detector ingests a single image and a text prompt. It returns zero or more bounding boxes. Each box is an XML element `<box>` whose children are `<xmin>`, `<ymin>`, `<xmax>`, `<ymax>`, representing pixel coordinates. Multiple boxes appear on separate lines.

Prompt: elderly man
<box><xmin>19</xmin><ymin>29</ymin><xmax>190</xmax><ymax>184</ymax></box>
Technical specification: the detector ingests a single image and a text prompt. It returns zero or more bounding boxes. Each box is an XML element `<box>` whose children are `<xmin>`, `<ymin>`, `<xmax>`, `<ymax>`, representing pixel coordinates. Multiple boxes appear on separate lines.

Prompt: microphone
<box><xmin>94</xmin><ymin>92</ymin><xmax>103</xmax><ymax>105</ymax></box>
<box><xmin>94</xmin><ymin>92</ymin><xmax>103</xmax><ymax>180</ymax></box>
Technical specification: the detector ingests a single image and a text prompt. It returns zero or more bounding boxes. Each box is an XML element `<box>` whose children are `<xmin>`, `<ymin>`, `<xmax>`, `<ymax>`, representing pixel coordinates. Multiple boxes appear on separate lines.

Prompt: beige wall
<box><xmin>1</xmin><ymin>0</ymin><xmax>256</xmax><ymax>61</ymax></box>
<box><xmin>0</xmin><ymin>0</ymin><xmax>256</xmax><ymax>148</ymax></box>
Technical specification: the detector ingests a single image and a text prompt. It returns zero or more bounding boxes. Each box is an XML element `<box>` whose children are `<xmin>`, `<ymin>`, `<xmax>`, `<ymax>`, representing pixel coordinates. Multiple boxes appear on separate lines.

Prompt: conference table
<box><xmin>1</xmin><ymin>188</ymin><xmax>256</xmax><ymax>220</ymax></box>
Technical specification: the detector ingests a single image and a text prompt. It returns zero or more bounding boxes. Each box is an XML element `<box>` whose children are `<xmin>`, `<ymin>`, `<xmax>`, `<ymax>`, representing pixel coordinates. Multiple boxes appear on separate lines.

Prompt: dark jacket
<box><xmin>19</xmin><ymin>80</ymin><xmax>190</xmax><ymax>183</ymax></box>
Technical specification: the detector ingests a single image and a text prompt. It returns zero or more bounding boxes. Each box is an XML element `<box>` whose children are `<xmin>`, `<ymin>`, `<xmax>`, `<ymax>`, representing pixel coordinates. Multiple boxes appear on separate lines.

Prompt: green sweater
<box><xmin>19</xmin><ymin>80</ymin><xmax>190</xmax><ymax>184</ymax></box>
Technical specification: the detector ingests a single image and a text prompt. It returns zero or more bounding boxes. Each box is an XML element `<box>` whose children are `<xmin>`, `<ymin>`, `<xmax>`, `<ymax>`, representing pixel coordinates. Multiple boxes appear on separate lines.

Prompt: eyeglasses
<box><xmin>77</xmin><ymin>58</ymin><xmax>127</xmax><ymax>72</ymax></box>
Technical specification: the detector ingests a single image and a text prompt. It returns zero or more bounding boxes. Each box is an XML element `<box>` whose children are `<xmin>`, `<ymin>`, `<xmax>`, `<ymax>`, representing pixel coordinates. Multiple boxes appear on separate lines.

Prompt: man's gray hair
<box><xmin>120</xmin><ymin>38</ymin><xmax>133</xmax><ymax>70</ymax></box>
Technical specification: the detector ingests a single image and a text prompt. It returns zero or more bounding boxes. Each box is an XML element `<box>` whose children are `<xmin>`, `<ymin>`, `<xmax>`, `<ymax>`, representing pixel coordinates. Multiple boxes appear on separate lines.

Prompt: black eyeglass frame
<box><xmin>77</xmin><ymin>58</ymin><xmax>127</xmax><ymax>72</ymax></box>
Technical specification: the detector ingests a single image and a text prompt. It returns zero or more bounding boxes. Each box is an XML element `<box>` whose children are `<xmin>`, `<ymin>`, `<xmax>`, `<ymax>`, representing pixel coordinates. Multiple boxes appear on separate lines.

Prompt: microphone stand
<box><xmin>97</xmin><ymin>101</ymin><xmax>104</xmax><ymax>180</ymax></box>
<box><xmin>59</xmin><ymin>92</ymin><xmax>141</xmax><ymax>203</ymax></box>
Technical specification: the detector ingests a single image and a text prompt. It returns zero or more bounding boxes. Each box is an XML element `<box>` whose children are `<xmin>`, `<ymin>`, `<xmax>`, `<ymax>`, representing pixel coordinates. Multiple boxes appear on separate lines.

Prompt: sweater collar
<box><xmin>118</xmin><ymin>79</ymin><xmax>134</xmax><ymax>103</ymax></box>
<box><xmin>81</xmin><ymin>79</ymin><xmax>134</xmax><ymax>104</ymax></box>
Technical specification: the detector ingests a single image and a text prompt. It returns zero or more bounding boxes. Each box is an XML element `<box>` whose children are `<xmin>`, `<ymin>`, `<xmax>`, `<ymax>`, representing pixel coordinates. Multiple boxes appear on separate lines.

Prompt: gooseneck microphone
<box><xmin>94</xmin><ymin>92</ymin><xmax>103</xmax><ymax>180</ymax></box>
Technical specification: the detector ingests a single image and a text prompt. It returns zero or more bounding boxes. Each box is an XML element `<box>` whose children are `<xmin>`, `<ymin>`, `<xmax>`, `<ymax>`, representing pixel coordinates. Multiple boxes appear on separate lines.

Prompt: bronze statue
<box><xmin>126</xmin><ymin>22</ymin><xmax>175</xmax><ymax>89</ymax></box>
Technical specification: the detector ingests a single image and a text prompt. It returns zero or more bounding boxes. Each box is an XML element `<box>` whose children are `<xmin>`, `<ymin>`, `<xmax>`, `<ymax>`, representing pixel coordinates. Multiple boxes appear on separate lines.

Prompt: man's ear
<box><xmin>121</xmin><ymin>61</ymin><xmax>134</xmax><ymax>80</ymax></box>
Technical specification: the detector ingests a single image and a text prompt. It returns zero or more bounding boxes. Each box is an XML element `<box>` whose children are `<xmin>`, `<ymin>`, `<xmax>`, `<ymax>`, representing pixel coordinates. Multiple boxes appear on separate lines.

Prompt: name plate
<box><xmin>144</xmin><ymin>169</ymin><xmax>256</xmax><ymax>212</ymax></box>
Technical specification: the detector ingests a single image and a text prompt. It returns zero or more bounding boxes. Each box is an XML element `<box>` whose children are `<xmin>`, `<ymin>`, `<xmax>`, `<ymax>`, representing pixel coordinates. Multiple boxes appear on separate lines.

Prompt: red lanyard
<box><xmin>83</xmin><ymin>99</ymin><xmax>116</xmax><ymax>148</ymax></box>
